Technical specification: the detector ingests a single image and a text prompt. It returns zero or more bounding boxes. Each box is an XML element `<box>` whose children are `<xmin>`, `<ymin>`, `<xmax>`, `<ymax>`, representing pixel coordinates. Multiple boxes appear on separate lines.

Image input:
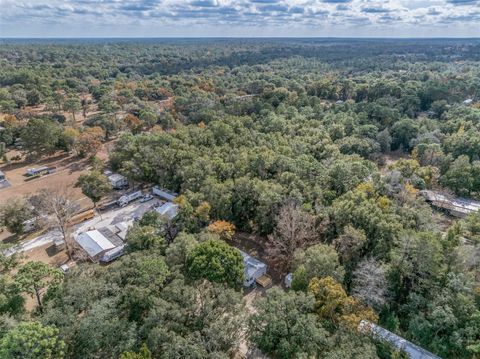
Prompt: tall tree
<box><xmin>15</xmin><ymin>262</ymin><xmax>63</xmax><ymax>312</ymax></box>
<box><xmin>248</xmin><ymin>287</ymin><xmax>329</xmax><ymax>359</ymax></box>
<box><xmin>267</xmin><ymin>203</ymin><xmax>318</xmax><ymax>273</ymax></box>
<box><xmin>0</xmin><ymin>198</ymin><xmax>32</xmax><ymax>235</ymax></box>
<box><xmin>63</xmin><ymin>97</ymin><xmax>81</xmax><ymax>123</ymax></box>
<box><xmin>186</xmin><ymin>238</ymin><xmax>244</xmax><ymax>288</ymax></box>
<box><xmin>76</xmin><ymin>171</ymin><xmax>111</xmax><ymax>214</ymax></box>
<box><xmin>34</xmin><ymin>188</ymin><xmax>80</xmax><ymax>260</ymax></box>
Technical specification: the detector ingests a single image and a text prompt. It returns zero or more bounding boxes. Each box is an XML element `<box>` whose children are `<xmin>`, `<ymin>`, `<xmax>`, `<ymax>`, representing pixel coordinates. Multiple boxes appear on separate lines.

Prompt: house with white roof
<box><xmin>75</xmin><ymin>227</ymin><xmax>125</xmax><ymax>262</ymax></box>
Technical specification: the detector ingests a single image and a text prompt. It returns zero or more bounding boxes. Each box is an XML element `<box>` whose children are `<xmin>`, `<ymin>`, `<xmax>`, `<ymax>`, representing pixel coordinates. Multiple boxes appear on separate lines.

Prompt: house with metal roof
<box><xmin>359</xmin><ymin>321</ymin><xmax>441</xmax><ymax>359</ymax></box>
<box><xmin>107</xmin><ymin>173</ymin><xmax>128</xmax><ymax>189</ymax></box>
<box><xmin>420</xmin><ymin>190</ymin><xmax>480</xmax><ymax>218</ymax></box>
<box><xmin>155</xmin><ymin>202</ymin><xmax>179</xmax><ymax>220</ymax></box>
<box><xmin>75</xmin><ymin>227</ymin><xmax>124</xmax><ymax>262</ymax></box>
<box><xmin>240</xmin><ymin>250</ymin><xmax>267</xmax><ymax>287</ymax></box>
<box><xmin>152</xmin><ymin>186</ymin><xmax>177</xmax><ymax>201</ymax></box>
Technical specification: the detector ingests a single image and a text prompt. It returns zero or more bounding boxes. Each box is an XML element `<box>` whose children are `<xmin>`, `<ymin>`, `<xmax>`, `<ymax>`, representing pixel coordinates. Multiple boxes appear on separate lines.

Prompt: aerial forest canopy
<box><xmin>0</xmin><ymin>38</ymin><xmax>479</xmax><ymax>359</ymax></box>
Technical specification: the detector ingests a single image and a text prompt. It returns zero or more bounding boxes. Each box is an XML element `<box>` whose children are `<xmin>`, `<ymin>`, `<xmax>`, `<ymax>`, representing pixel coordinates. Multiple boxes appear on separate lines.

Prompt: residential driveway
<box><xmin>74</xmin><ymin>198</ymin><xmax>163</xmax><ymax>235</ymax></box>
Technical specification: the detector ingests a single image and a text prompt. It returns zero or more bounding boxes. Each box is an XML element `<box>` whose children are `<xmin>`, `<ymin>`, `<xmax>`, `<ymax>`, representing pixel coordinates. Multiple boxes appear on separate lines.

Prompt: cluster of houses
<box><xmin>72</xmin><ymin>184</ymin><xmax>180</xmax><ymax>264</ymax></box>
<box><xmin>70</xmin><ymin>180</ymin><xmax>270</xmax><ymax>288</ymax></box>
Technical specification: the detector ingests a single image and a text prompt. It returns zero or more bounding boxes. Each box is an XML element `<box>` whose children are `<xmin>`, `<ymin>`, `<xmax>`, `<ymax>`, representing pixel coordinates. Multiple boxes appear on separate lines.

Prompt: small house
<box><xmin>155</xmin><ymin>202</ymin><xmax>179</xmax><ymax>220</ymax></box>
<box><xmin>240</xmin><ymin>250</ymin><xmax>267</xmax><ymax>287</ymax></box>
<box><xmin>108</xmin><ymin>173</ymin><xmax>128</xmax><ymax>189</ymax></box>
<box><xmin>420</xmin><ymin>190</ymin><xmax>480</xmax><ymax>218</ymax></box>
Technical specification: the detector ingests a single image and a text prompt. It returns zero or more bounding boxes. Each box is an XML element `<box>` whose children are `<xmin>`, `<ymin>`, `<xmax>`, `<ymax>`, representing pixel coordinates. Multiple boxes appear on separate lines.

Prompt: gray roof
<box><xmin>108</xmin><ymin>173</ymin><xmax>126</xmax><ymax>182</ymax></box>
<box><xmin>155</xmin><ymin>202</ymin><xmax>179</xmax><ymax>220</ymax></box>
<box><xmin>421</xmin><ymin>190</ymin><xmax>480</xmax><ymax>216</ymax></box>
<box><xmin>359</xmin><ymin>321</ymin><xmax>441</xmax><ymax>359</ymax></box>
<box><xmin>240</xmin><ymin>250</ymin><xmax>266</xmax><ymax>279</ymax></box>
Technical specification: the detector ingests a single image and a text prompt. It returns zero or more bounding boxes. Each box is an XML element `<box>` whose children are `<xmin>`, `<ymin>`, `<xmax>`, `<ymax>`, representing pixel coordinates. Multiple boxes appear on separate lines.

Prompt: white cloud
<box><xmin>1</xmin><ymin>0</ymin><xmax>479</xmax><ymax>37</ymax></box>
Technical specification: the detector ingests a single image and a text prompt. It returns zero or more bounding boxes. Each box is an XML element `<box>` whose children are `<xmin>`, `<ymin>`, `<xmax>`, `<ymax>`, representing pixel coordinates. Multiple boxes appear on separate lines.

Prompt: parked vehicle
<box><xmin>140</xmin><ymin>194</ymin><xmax>154</xmax><ymax>203</ymax></box>
<box><xmin>117</xmin><ymin>191</ymin><xmax>142</xmax><ymax>207</ymax></box>
<box><xmin>59</xmin><ymin>261</ymin><xmax>77</xmax><ymax>273</ymax></box>
<box><xmin>68</xmin><ymin>209</ymin><xmax>95</xmax><ymax>225</ymax></box>
<box><xmin>26</xmin><ymin>166</ymin><xmax>56</xmax><ymax>177</ymax></box>
<box><xmin>22</xmin><ymin>218</ymin><xmax>37</xmax><ymax>233</ymax></box>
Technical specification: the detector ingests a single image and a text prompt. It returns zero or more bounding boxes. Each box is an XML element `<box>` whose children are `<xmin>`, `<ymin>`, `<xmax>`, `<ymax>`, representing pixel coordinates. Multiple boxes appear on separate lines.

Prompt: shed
<box><xmin>155</xmin><ymin>202</ymin><xmax>179</xmax><ymax>220</ymax></box>
<box><xmin>284</xmin><ymin>273</ymin><xmax>293</xmax><ymax>288</ymax></box>
<box><xmin>240</xmin><ymin>250</ymin><xmax>267</xmax><ymax>287</ymax></box>
<box><xmin>108</xmin><ymin>173</ymin><xmax>128</xmax><ymax>189</ymax></box>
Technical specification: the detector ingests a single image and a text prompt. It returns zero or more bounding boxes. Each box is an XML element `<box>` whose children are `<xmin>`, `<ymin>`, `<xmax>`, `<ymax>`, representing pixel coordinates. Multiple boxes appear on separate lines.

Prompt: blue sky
<box><xmin>1</xmin><ymin>0</ymin><xmax>479</xmax><ymax>37</ymax></box>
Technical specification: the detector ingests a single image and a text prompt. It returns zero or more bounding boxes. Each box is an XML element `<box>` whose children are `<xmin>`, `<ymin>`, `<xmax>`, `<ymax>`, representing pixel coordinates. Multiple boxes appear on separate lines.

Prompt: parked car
<box><xmin>140</xmin><ymin>194</ymin><xmax>154</xmax><ymax>203</ymax></box>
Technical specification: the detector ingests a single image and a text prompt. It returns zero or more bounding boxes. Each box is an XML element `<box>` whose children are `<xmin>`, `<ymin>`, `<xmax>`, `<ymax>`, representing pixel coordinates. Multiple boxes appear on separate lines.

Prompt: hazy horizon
<box><xmin>1</xmin><ymin>0</ymin><xmax>480</xmax><ymax>38</ymax></box>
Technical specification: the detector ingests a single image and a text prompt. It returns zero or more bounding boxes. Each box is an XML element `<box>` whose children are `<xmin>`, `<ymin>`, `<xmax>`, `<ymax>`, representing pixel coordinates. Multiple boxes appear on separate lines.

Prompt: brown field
<box><xmin>0</xmin><ymin>151</ymin><xmax>93</xmax><ymax>209</ymax></box>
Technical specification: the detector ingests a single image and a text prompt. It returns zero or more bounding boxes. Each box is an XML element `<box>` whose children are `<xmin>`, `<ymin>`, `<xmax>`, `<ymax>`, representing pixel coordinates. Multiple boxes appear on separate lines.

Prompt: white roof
<box><xmin>155</xmin><ymin>202</ymin><xmax>179</xmax><ymax>220</ymax></box>
<box><xmin>75</xmin><ymin>230</ymin><xmax>116</xmax><ymax>258</ymax></box>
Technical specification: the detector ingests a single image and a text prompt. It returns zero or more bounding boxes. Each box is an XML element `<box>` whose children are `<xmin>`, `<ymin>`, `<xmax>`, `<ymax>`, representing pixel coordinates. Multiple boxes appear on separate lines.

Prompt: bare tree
<box><xmin>267</xmin><ymin>202</ymin><xmax>318</xmax><ymax>273</ymax></box>
<box><xmin>351</xmin><ymin>258</ymin><xmax>387</xmax><ymax>310</ymax></box>
<box><xmin>34</xmin><ymin>188</ymin><xmax>80</xmax><ymax>260</ymax></box>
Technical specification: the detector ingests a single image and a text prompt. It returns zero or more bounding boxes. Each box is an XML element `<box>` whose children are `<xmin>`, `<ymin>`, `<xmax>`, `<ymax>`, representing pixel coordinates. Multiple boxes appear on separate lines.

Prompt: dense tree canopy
<box><xmin>1</xmin><ymin>38</ymin><xmax>480</xmax><ymax>359</ymax></box>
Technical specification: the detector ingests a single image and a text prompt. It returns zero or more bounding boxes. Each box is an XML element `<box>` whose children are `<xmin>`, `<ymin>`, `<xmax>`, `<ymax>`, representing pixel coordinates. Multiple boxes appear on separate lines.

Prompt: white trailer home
<box><xmin>152</xmin><ymin>186</ymin><xmax>177</xmax><ymax>201</ymax></box>
<box><xmin>240</xmin><ymin>250</ymin><xmax>267</xmax><ymax>287</ymax></box>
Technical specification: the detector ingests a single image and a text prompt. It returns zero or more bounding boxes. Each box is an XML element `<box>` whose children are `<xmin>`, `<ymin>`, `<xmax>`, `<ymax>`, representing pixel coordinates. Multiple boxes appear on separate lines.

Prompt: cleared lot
<box><xmin>0</xmin><ymin>152</ymin><xmax>93</xmax><ymax>209</ymax></box>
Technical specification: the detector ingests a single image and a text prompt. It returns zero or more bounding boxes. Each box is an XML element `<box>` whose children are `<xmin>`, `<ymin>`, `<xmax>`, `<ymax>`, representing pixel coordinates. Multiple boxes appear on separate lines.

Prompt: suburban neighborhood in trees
<box><xmin>0</xmin><ymin>37</ymin><xmax>479</xmax><ymax>359</ymax></box>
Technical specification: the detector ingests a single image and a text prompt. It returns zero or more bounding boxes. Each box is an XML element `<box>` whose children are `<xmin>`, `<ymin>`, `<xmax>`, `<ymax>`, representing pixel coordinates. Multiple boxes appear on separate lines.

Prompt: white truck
<box><xmin>117</xmin><ymin>191</ymin><xmax>142</xmax><ymax>207</ymax></box>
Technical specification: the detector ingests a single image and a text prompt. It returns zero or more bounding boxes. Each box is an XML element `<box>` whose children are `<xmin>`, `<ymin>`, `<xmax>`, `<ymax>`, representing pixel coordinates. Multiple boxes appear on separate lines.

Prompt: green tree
<box><xmin>20</xmin><ymin>118</ymin><xmax>62</xmax><ymax>158</ymax></box>
<box><xmin>248</xmin><ymin>287</ymin><xmax>330</xmax><ymax>359</ymax></box>
<box><xmin>15</xmin><ymin>262</ymin><xmax>63</xmax><ymax>312</ymax></box>
<box><xmin>125</xmin><ymin>224</ymin><xmax>166</xmax><ymax>252</ymax></box>
<box><xmin>76</xmin><ymin>171</ymin><xmax>111</xmax><ymax>211</ymax></box>
<box><xmin>120</xmin><ymin>344</ymin><xmax>152</xmax><ymax>359</ymax></box>
<box><xmin>0</xmin><ymin>198</ymin><xmax>32</xmax><ymax>235</ymax></box>
<box><xmin>186</xmin><ymin>238</ymin><xmax>244</xmax><ymax>288</ymax></box>
<box><xmin>0</xmin><ymin>321</ymin><xmax>65</xmax><ymax>359</ymax></box>
<box><xmin>292</xmin><ymin>244</ymin><xmax>345</xmax><ymax>291</ymax></box>
<box><xmin>63</xmin><ymin>97</ymin><xmax>81</xmax><ymax>123</ymax></box>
